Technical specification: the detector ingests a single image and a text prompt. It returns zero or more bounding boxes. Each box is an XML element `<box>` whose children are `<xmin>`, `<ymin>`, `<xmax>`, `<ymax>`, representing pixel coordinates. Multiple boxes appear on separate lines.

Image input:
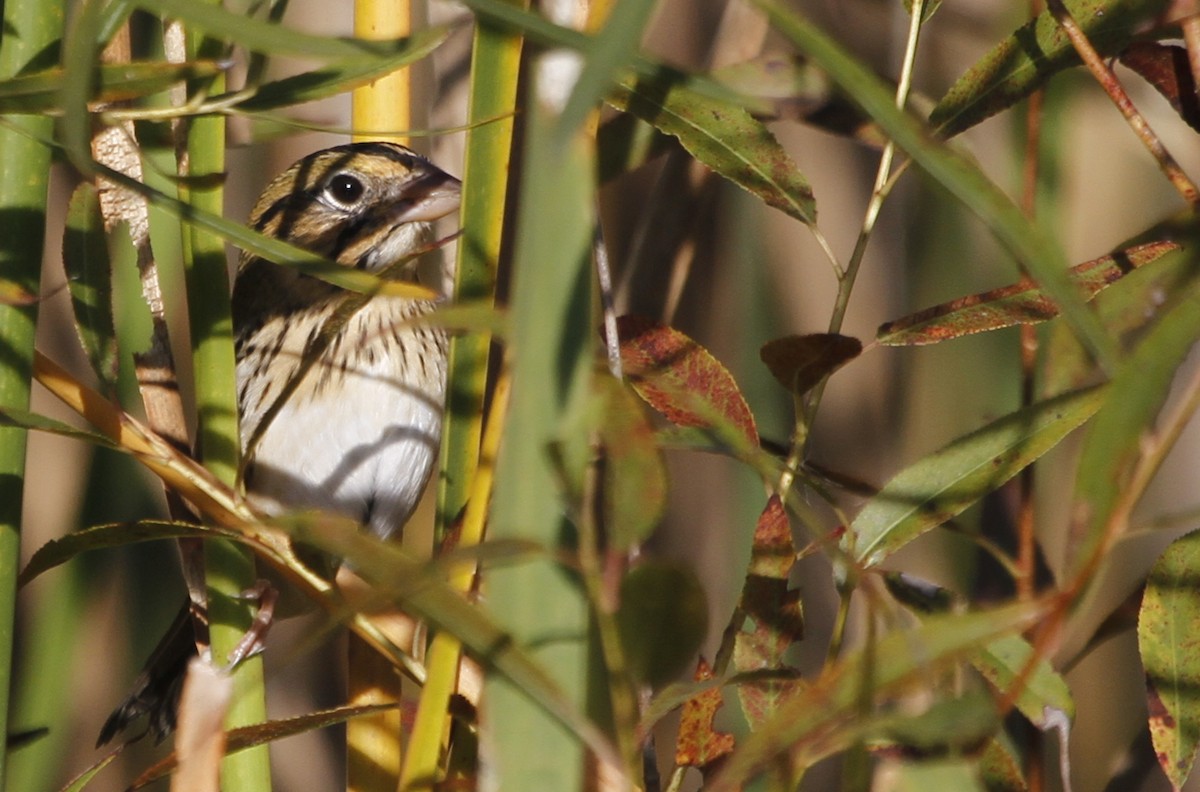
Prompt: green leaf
<box><xmin>849</xmin><ymin>385</ymin><xmax>1108</xmax><ymax>568</ymax></box>
<box><xmin>133</xmin><ymin>0</ymin><xmax>436</xmax><ymax>59</ymax></box>
<box><xmin>757</xmin><ymin>0</ymin><xmax>1118</xmax><ymax>369</ymax></box>
<box><xmin>972</xmin><ymin>634</ymin><xmax>1074</xmax><ymax>727</ymax></box>
<box><xmin>0</xmin><ymin>60</ymin><xmax>223</xmax><ymax>114</ymax></box>
<box><xmin>1140</xmin><ymin>529</ymin><xmax>1200</xmax><ymax>790</ymax></box>
<box><xmin>596</xmin><ymin>378</ymin><xmax>667</xmax><ymax>550</ymax></box>
<box><xmin>223</xmin><ymin>27</ymin><xmax>449</xmax><ymax>112</ymax></box>
<box><xmin>707</xmin><ymin>602</ymin><xmax>1046</xmax><ymax>791</ymax></box>
<box><xmin>617</xmin><ymin>562</ymin><xmax>709</xmax><ymax>688</ymax></box>
<box><xmin>559</xmin><ymin>0</ymin><xmax>658</xmax><ymax>138</ymax></box>
<box><xmin>1072</xmin><ymin>283</ymin><xmax>1200</xmax><ymax>572</ymax></box>
<box><xmin>0</xmin><ymin>406</ymin><xmax>121</xmax><ymax>453</ymax></box>
<box><xmin>19</xmin><ymin>520</ymin><xmax>213</xmax><ymax>587</ymax></box>
<box><xmin>63</xmin><ymin>184</ymin><xmax>119</xmax><ymax>394</ymax></box>
<box><xmin>876</xmin><ymin>692</ymin><xmax>999</xmax><ymax>751</ymax></box>
<box><xmin>930</xmin><ymin>0</ymin><xmax>1170</xmax><ymax>137</ymax></box>
<box><xmin>608</xmin><ymin>74</ymin><xmax>818</xmax><ymax>227</ymax></box>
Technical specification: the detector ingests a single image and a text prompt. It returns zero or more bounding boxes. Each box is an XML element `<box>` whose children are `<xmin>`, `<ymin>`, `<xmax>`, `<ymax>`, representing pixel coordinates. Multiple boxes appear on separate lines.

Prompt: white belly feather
<box><xmin>237</xmin><ymin>296</ymin><xmax>445</xmax><ymax>539</ymax></box>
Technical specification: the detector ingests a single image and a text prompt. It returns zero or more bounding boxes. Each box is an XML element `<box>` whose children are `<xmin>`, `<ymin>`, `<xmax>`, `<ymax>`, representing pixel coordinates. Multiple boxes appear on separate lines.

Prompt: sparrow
<box><xmin>98</xmin><ymin>141</ymin><xmax>461</xmax><ymax>745</ymax></box>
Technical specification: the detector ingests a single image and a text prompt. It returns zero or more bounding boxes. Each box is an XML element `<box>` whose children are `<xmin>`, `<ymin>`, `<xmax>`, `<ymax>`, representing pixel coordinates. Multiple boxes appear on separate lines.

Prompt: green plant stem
<box><xmin>789</xmin><ymin>2</ymin><xmax>925</xmax><ymax>484</ymax></box>
<box><xmin>181</xmin><ymin>19</ymin><xmax>271</xmax><ymax>791</ymax></box>
<box><xmin>0</xmin><ymin>1</ymin><xmax>62</xmax><ymax>787</ymax></box>
<box><xmin>483</xmin><ymin>63</ymin><xmax>597</xmax><ymax>792</ymax></box>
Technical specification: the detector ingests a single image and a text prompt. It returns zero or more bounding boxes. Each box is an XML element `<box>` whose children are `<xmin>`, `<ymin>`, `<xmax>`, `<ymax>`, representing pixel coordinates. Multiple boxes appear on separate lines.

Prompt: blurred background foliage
<box><xmin>5</xmin><ymin>0</ymin><xmax>1200</xmax><ymax>790</ymax></box>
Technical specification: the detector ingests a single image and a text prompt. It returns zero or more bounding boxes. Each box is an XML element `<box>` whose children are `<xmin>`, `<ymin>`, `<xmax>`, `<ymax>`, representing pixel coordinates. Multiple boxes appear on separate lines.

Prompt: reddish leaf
<box><xmin>615</xmin><ymin>315</ymin><xmax>758</xmax><ymax>447</ymax></box>
<box><xmin>878</xmin><ymin>241</ymin><xmax>1179</xmax><ymax>345</ymax></box>
<box><xmin>1121</xmin><ymin>43</ymin><xmax>1200</xmax><ymax>133</ymax></box>
<box><xmin>733</xmin><ymin>496</ymin><xmax>805</xmax><ymax>728</ymax></box>
<box><xmin>675</xmin><ymin>657</ymin><xmax>736</xmax><ymax>770</ymax></box>
<box><xmin>760</xmin><ymin>333</ymin><xmax>862</xmax><ymax>395</ymax></box>
<box><xmin>0</xmin><ymin>278</ymin><xmax>38</xmax><ymax>306</ymax></box>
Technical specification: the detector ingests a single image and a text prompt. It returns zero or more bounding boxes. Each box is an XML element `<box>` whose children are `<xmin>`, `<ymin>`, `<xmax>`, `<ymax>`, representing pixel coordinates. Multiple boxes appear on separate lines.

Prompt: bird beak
<box><xmin>395</xmin><ymin>171</ymin><xmax>462</xmax><ymax>224</ymax></box>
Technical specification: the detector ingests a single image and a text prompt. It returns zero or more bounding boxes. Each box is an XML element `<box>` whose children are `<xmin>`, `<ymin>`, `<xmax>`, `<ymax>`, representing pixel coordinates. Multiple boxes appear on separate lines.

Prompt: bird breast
<box><xmin>236</xmin><ymin>295</ymin><xmax>447</xmax><ymax>540</ymax></box>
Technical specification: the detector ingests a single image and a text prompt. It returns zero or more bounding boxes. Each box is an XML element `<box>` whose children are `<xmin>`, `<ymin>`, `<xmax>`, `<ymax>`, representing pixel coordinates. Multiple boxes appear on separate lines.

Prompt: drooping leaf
<box><xmin>732</xmin><ymin>496</ymin><xmax>805</xmax><ymax>728</ymax></box>
<box><xmin>849</xmin><ymin>385</ymin><xmax>1108</xmax><ymax>568</ymax></box>
<box><xmin>759</xmin><ymin>333</ymin><xmax>862</xmax><ymax>394</ymax></box>
<box><xmin>1140</xmin><ymin>528</ymin><xmax>1200</xmax><ymax>790</ymax></box>
<box><xmin>595</xmin><ymin>377</ymin><xmax>668</xmax><ymax>549</ymax></box>
<box><xmin>877</xmin><ymin>241</ymin><xmax>1179</xmax><ymax>346</ymax></box>
<box><xmin>675</xmin><ymin>657</ymin><xmax>736</xmax><ymax>771</ymax></box>
<box><xmin>929</xmin><ymin>0</ymin><xmax>1171</xmax><ymax>137</ymax></box>
<box><xmin>616</xmin><ymin>315</ymin><xmax>759</xmax><ymax>449</ymax></box>
<box><xmin>63</xmin><ymin>184</ymin><xmax>119</xmax><ymax>394</ymax></box>
<box><xmin>707</xmin><ymin>602</ymin><xmax>1046</xmax><ymax>791</ymax></box>
<box><xmin>608</xmin><ymin>75</ymin><xmax>818</xmax><ymax>227</ymax></box>
<box><xmin>617</xmin><ymin>562</ymin><xmax>709</xmax><ymax>688</ymax></box>
<box><xmin>1120</xmin><ymin>42</ymin><xmax>1200</xmax><ymax>133</ymax></box>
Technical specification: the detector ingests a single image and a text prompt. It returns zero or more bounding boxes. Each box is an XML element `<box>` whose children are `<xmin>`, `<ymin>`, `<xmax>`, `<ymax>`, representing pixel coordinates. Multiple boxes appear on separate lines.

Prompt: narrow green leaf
<box><xmin>707</xmin><ymin>602</ymin><xmax>1045</xmax><ymax>791</ymax></box>
<box><xmin>1072</xmin><ymin>283</ymin><xmax>1200</xmax><ymax>571</ymax></box>
<box><xmin>757</xmin><ymin>0</ymin><xmax>1118</xmax><ymax>368</ymax></box>
<box><xmin>608</xmin><ymin>75</ymin><xmax>818</xmax><ymax>226</ymax></box>
<box><xmin>0</xmin><ymin>60</ymin><xmax>223</xmax><ymax>114</ymax></box>
<box><xmin>20</xmin><ymin>521</ymin><xmax>212</xmax><ymax>587</ymax></box>
<box><xmin>63</xmin><ymin>184</ymin><xmax>119</xmax><ymax>393</ymax></box>
<box><xmin>559</xmin><ymin>0</ymin><xmax>659</xmax><ymax>137</ymax></box>
<box><xmin>223</xmin><ymin>27</ymin><xmax>449</xmax><ymax>112</ymax></box>
<box><xmin>850</xmin><ymin>385</ymin><xmax>1108</xmax><ymax>568</ymax></box>
<box><xmin>1140</xmin><ymin>528</ymin><xmax>1200</xmax><ymax>790</ymax></box>
<box><xmin>132</xmin><ymin>0</ymin><xmax>434</xmax><ymax>59</ymax></box>
<box><xmin>930</xmin><ymin>0</ymin><xmax>1171</xmax><ymax>137</ymax></box>
<box><xmin>0</xmin><ymin>406</ymin><xmax>121</xmax><ymax>453</ymax></box>
<box><xmin>972</xmin><ymin>634</ymin><xmax>1074</xmax><ymax>727</ymax></box>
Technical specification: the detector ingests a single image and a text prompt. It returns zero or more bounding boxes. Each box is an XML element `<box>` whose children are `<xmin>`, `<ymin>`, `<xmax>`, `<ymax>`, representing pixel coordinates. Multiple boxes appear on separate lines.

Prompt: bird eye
<box><xmin>325</xmin><ymin>173</ymin><xmax>365</xmax><ymax>206</ymax></box>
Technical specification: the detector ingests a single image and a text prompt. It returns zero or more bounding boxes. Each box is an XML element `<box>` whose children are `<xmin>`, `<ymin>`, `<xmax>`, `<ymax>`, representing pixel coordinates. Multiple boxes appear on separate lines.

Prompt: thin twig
<box><xmin>1046</xmin><ymin>0</ymin><xmax>1200</xmax><ymax>206</ymax></box>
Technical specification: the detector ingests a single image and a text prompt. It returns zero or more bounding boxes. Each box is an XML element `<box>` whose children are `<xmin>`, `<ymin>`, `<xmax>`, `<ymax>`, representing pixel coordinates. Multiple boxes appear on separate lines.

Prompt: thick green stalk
<box><xmin>483</xmin><ymin>70</ymin><xmax>596</xmax><ymax>791</ymax></box>
<box><xmin>181</xmin><ymin>20</ymin><xmax>271</xmax><ymax>792</ymax></box>
<box><xmin>0</xmin><ymin>1</ymin><xmax>62</xmax><ymax>788</ymax></box>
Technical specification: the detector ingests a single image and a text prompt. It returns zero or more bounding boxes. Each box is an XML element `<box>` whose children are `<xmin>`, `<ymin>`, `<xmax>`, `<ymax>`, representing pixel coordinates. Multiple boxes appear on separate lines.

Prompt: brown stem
<box><xmin>1046</xmin><ymin>0</ymin><xmax>1200</xmax><ymax>206</ymax></box>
